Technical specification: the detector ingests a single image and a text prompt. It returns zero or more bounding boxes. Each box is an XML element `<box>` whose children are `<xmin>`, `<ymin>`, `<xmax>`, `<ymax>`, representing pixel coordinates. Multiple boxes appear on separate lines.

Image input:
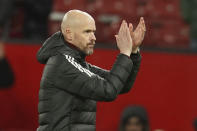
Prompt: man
<box><xmin>119</xmin><ymin>106</ymin><xmax>150</xmax><ymax>131</ymax></box>
<box><xmin>36</xmin><ymin>10</ymin><xmax>146</xmax><ymax>131</ymax></box>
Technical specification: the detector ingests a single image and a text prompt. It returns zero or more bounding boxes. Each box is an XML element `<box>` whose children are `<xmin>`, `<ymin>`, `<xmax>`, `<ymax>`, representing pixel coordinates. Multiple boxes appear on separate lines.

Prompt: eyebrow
<box><xmin>83</xmin><ymin>29</ymin><xmax>96</xmax><ymax>33</ymax></box>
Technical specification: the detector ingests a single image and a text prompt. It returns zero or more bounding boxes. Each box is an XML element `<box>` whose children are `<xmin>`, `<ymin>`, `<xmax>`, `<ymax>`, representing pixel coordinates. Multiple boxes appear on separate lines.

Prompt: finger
<box><xmin>139</xmin><ymin>23</ymin><xmax>144</xmax><ymax>32</ymax></box>
<box><xmin>140</xmin><ymin>17</ymin><xmax>144</xmax><ymax>27</ymax></box>
<box><xmin>141</xmin><ymin>17</ymin><xmax>146</xmax><ymax>31</ymax></box>
<box><xmin>126</xmin><ymin>26</ymin><xmax>132</xmax><ymax>44</ymax></box>
<box><xmin>124</xmin><ymin>20</ymin><xmax>128</xmax><ymax>27</ymax></box>
<box><xmin>137</xmin><ymin>20</ymin><xmax>145</xmax><ymax>33</ymax></box>
<box><xmin>124</xmin><ymin>21</ymin><xmax>130</xmax><ymax>39</ymax></box>
<box><xmin>122</xmin><ymin>20</ymin><xmax>127</xmax><ymax>37</ymax></box>
<box><xmin>140</xmin><ymin>27</ymin><xmax>145</xmax><ymax>38</ymax></box>
<box><xmin>140</xmin><ymin>17</ymin><xmax>144</xmax><ymax>22</ymax></box>
<box><xmin>143</xmin><ymin>20</ymin><xmax>146</xmax><ymax>32</ymax></box>
<box><xmin>120</xmin><ymin>20</ymin><xmax>126</xmax><ymax>34</ymax></box>
<box><xmin>129</xmin><ymin>23</ymin><xmax>133</xmax><ymax>32</ymax></box>
<box><xmin>115</xmin><ymin>34</ymin><xmax>118</xmax><ymax>39</ymax></box>
<box><xmin>115</xmin><ymin>35</ymin><xmax>119</xmax><ymax>39</ymax></box>
<box><xmin>115</xmin><ymin>35</ymin><xmax>120</xmax><ymax>44</ymax></box>
<box><xmin>118</xmin><ymin>20</ymin><xmax>124</xmax><ymax>35</ymax></box>
<box><xmin>135</xmin><ymin>18</ymin><xmax>142</xmax><ymax>31</ymax></box>
<box><xmin>129</xmin><ymin>23</ymin><xmax>134</xmax><ymax>36</ymax></box>
<box><xmin>129</xmin><ymin>23</ymin><xmax>134</xmax><ymax>35</ymax></box>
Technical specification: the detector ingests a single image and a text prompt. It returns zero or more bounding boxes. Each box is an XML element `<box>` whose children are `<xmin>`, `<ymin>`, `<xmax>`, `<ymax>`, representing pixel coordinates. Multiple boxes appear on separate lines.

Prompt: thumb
<box><xmin>115</xmin><ymin>35</ymin><xmax>119</xmax><ymax>39</ymax></box>
<box><xmin>115</xmin><ymin>35</ymin><xmax>119</xmax><ymax>42</ymax></box>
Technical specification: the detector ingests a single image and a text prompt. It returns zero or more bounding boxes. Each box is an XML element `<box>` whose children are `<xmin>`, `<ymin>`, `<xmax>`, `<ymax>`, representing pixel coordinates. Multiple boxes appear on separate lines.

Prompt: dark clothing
<box><xmin>180</xmin><ymin>0</ymin><xmax>197</xmax><ymax>50</ymax></box>
<box><xmin>23</xmin><ymin>0</ymin><xmax>52</xmax><ymax>40</ymax></box>
<box><xmin>0</xmin><ymin>0</ymin><xmax>13</xmax><ymax>27</ymax></box>
<box><xmin>181</xmin><ymin>0</ymin><xmax>197</xmax><ymax>38</ymax></box>
<box><xmin>194</xmin><ymin>118</ymin><xmax>197</xmax><ymax>130</ymax></box>
<box><xmin>36</xmin><ymin>31</ymin><xmax>141</xmax><ymax>131</ymax></box>
<box><xmin>119</xmin><ymin>106</ymin><xmax>149</xmax><ymax>131</ymax></box>
<box><xmin>0</xmin><ymin>57</ymin><xmax>14</xmax><ymax>87</ymax></box>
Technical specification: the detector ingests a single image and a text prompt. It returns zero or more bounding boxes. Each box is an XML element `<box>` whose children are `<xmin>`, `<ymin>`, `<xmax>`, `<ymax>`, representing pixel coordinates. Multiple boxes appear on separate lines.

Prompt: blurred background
<box><xmin>0</xmin><ymin>0</ymin><xmax>197</xmax><ymax>131</ymax></box>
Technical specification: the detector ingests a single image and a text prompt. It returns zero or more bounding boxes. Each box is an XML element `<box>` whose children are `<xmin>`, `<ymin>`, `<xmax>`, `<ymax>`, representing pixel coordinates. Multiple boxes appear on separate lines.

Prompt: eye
<box><xmin>84</xmin><ymin>30</ymin><xmax>92</xmax><ymax>33</ymax></box>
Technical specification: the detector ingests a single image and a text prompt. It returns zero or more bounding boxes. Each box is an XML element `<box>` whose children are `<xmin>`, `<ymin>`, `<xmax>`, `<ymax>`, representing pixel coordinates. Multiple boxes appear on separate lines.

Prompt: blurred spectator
<box><xmin>180</xmin><ymin>0</ymin><xmax>197</xmax><ymax>51</ymax></box>
<box><xmin>0</xmin><ymin>0</ymin><xmax>14</xmax><ymax>87</ymax></box>
<box><xmin>0</xmin><ymin>0</ymin><xmax>14</xmax><ymax>40</ymax></box>
<box><xmin>23</xmin><ymin>0</ymin><xmax>53</xmax><ymax>41</ymax></box>
<box><xmin>154</xmin><ymin>129</ymin><xmax>164</xmax><ymax>131</ymax></box>
<box><xmin>193</xmin><ymin>118</ymin><xmax>197</xmax><ymax>131</ymax></box>
<box><xmin>119</xmin><ymin>105</ymin><xmax>150</xmax><ymax>131</ymax></box>
<box><xmin>0</xmin><ymin>0</ymin><xmax>13</xmax><ymax>27</ymax></box>
<box><xmin>0</xmin><ymin>43</ymin><xmax>14</xmax><ymax>87</ymax></box>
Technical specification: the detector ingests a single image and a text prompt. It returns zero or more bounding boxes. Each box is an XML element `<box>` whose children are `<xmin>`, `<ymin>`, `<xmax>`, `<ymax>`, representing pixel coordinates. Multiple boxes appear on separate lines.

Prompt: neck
<box><xmin>62</xmin><ymin>36</ymin><xmax>86</xmax><ymax>60</ymax></box>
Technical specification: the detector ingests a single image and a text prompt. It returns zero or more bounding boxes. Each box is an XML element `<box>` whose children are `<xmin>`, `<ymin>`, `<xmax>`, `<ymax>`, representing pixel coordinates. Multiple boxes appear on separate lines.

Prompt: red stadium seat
<box><xmin>9</xmin><ymin>8</ymin><xmax>24</xmax><ymax>38</ymax></box>
<box><xmin>53</xmin><ymin>0</ymin><xmax>86</xmax><ymax>12</ymax></box>
<box><xmin>92</xmin><ymin>0</ymin><xmax>137</xmax><ymax>17</ymax></box>
<box><xmin>48</xmin><ymin>20</ymin><xmax>61</xmax><ymax>35</ymax></box>
<box><xmin>136</xmin><ymin>0</ymin><xmax>151</xmax><ymax>17</ymax></box>
<box><xmin>96</xmin><ymin>21</ymin><xmax>120</xmax><ymax>44</ymax></box>
<box><xmin>148</xmin><ymin>18</ymin><xmax>189</xmax><ymax>48</ymax></box>
<box><xmin>49</xmin><ymin>0</ymin><xmax>189</xmax><ymax>49</ymax></box>
<box><xmin>146</xmin><ymin>0</ymin><xmax>181</xmax><ymax>19</ymax></box>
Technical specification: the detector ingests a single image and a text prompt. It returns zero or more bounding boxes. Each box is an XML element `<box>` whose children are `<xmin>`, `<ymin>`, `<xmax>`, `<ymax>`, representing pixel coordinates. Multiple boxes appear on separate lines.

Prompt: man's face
<box><xmin>72</xmin><ymin>18</ymin><xmax>96</xmax><ymax>55</ymax></box>
<box><xmin>124</xmin><ymin>117</ymin><xmax>143</xmax><ymax>131</ymax></box>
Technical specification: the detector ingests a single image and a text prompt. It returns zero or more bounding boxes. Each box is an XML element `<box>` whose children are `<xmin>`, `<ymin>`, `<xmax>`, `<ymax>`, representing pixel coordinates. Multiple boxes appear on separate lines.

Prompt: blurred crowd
<box><xmin>0</xmin><ymin>0</ymin><xmax>52</xmax><ymax>42</ymax></box>
<box><xmin>0</xmin><ymin>0</ymin><xmax>52</xmax><ymax>88</ymax></box>
<box><xmin>119</xmin><ymin>105</ymin><xmax>150</xmax><ymax>131</ymax></box>
<box><xmin>119</xmin><ymin>105</ymin><xmax>197</xmax><ymax>131</ymax></box>
<box><xmin>0</xmin><ymin>0</ymin><xmax>196</xmax><ymax>51</ymax></box>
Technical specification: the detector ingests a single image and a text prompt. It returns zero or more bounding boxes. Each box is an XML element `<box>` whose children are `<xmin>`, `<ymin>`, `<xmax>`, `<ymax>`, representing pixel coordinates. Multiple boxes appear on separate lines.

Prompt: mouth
<box><xmin>88</xmin><ymin>43</ymin><xmax>95</xmax><ymax>48</ymax></box>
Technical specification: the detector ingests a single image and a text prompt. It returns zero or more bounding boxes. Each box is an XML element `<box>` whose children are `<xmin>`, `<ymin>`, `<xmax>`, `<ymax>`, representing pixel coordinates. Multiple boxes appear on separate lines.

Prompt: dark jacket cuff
<box><xmin>130</xmin><ymin>51</ymin><xmax>142</xmax><ymax>63</ymax></box>
<box><xmin>116</xmin><ymin>53</ymin><xmax>133</xmax><ymax>73</ymax></box>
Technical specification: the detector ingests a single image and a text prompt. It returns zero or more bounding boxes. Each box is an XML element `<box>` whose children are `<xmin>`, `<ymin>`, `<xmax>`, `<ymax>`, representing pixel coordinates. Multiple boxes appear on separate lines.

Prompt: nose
<box><xmin>91</xmin><ymin>33</ymin><xmax>96</xmax><ymax>41</ymax></box>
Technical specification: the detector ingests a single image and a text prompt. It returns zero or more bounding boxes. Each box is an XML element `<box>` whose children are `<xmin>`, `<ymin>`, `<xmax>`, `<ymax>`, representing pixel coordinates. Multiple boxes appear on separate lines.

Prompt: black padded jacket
<box><xmin>36</xmin><ymin>31</ymin><xmax>141</xmax><ymax>131</ymax></box>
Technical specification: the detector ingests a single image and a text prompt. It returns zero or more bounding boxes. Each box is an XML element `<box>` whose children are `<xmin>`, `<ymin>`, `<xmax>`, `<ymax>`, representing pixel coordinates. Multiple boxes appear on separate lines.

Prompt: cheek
<box><xmin>80</xmin><ymin>36</ymin><xmax>89</xmax><ymax>46</ymax></box>
<box><xmin>74</xmin><ymin>34</ymin><xmax>85</xmax><ymax>44</ymax></box>
<box><xmin>74</xmin><ymin>33</ymin><xmax>91</xmax><ymax>50</ymax></box>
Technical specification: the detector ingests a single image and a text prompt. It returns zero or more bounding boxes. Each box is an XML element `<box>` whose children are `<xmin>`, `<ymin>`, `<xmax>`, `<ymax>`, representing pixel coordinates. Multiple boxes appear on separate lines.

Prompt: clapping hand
<box><xmin>129</xmin><ymin>17</ymin><xmax>146</xmax><ymax>53</ymax></box>
<box><xmin>115</xmin><ymin>20</ymin><xmax>133</xmax><ymax>57</ymax></box>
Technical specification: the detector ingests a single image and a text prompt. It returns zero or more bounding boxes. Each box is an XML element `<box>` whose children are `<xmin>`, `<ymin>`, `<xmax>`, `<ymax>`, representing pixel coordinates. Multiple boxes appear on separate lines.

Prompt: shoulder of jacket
<box><xmin>47</xmin><ymin>52</ymin><xmax>76</xmax><ymax>64</ymax></box>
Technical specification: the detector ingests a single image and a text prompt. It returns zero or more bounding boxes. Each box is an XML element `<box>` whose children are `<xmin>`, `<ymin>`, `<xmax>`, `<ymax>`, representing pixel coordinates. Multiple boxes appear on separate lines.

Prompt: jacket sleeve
<box><xmin>88</xmin><ymin>52</ymin><xmax>141</xmax><ymax>94</ymax></box>
<box><xmin>87</xmin><ymin>64</ymin><xmax>109</xmax><ymax>78</ymax></box>
<box><xmin>42</xmin><ymin>53</ymin><xmax>133</xmax><ymax>102</ymax></box>
<box><xmin>119</xmin><ymin>52</ymin><xmax>141</xmax><ymax>94</ymax></box>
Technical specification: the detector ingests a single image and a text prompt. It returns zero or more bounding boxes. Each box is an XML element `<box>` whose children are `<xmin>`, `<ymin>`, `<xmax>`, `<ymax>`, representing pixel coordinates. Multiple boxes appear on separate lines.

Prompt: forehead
<box><xmin>79</xmin><ymin>17</ymin><xmax>96</xmax><ymax>31</ymax></box>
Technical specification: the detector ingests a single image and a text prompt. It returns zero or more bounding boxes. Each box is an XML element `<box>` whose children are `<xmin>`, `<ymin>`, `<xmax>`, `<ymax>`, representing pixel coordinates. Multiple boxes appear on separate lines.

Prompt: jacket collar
<box><xmin>60</xmin><ymin>32</ymin><xmax>86</xmax><ymax>61</ymax></box>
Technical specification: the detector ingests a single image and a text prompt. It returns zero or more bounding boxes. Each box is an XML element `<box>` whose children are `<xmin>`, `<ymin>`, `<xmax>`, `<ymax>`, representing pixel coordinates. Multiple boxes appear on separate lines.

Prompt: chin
<box><xmin>86</xmin><ymin>50</ymin><xmax>94</xmax><ymax>56</ymax></box>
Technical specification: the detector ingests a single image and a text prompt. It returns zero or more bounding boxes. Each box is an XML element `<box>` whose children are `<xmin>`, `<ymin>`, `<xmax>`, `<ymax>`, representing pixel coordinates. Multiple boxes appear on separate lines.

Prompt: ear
<box><xmin>64</xmin><ymin>28</ymin><xmax>73</xmax><ymax>41</ymax></box>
